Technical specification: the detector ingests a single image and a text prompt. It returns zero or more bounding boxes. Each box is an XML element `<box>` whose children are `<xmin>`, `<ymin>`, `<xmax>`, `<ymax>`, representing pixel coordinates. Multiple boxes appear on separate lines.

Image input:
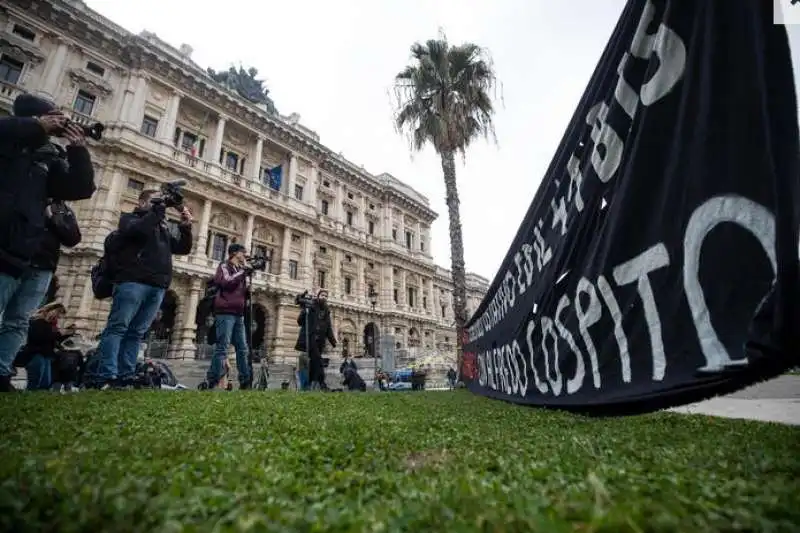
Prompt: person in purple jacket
<box><xmin>205</xmin><ymin>243</ymin><xmax>253</xmax><ymax>389</ymax></box>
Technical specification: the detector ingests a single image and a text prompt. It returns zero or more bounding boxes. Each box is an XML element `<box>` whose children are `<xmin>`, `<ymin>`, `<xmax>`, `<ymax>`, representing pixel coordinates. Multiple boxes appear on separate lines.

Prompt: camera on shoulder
<box><xmin>54</xmin><ymin>120</ymin><xmax>105</xmax><ymax>141</ymax></box>
<box><xmin>151</xmin><ymin>179</ymin><xmax>187</xmax><ymax>210</ymax></box>
<box><xmin>246</xmin><ymin>255</ymin><xmax>268</xmax><ymax>272</ymax></box>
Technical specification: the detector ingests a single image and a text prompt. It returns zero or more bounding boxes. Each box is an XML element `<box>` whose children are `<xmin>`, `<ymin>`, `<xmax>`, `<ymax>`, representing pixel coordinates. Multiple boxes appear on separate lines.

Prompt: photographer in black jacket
<box><xmin>295</xmin><ymin>290</ymin><xmax>337</xmax><ymax>390</ymax></box>
<box><xmin>0</xmin><ymin>94</ymin><xmax>96</xmax><ymax>392</ymax></box>
<box><xmin>89</xmin><ymin>188</ymin><xmax>193</xmax><ymax>389</ymax></box>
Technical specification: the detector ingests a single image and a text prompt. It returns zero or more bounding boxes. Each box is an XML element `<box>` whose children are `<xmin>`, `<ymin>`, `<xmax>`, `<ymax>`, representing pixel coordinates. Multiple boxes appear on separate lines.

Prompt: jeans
<box><xmin>206</xmin><ymin>314</ymin><xmax>250</xmax><ymax>387</ymax></box>
<box><xmin>297</xmin><ymin>368</ymin><xmax>309</xmax><ymax>390</ymax></box>
<box><xmin>0</xmin><ymin>269</ymin><xmax>53</xmax><ymax>377</ymax></box>
<box><xmin>93</xmin><ymin>282</ymin><xmax>164</xmax><ymax>383</ymax></box>
<box><xmin>26</xmin><ymin>354</ymin><xmax>52</xmax><ymax>391</ymax></box>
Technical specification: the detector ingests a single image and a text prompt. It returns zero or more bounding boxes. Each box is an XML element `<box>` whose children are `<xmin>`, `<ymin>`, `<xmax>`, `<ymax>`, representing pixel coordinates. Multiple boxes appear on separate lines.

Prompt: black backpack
<box><xmin>90</xmin><ymin>231</ymin><xmax>122</xmax><ymax>300</ymax></box>
<box><xmin>196</xmin><ymin>275</ymin><xmax>219</xmax><ymax>320</ymax></box>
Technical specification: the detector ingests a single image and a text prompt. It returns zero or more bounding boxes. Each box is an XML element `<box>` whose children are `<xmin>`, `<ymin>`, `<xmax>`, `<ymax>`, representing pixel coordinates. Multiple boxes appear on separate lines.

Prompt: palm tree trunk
<box><xmin>440</xmin><ymin>151</ymin><xmax>469</xmax><ymax>378</ymax></box>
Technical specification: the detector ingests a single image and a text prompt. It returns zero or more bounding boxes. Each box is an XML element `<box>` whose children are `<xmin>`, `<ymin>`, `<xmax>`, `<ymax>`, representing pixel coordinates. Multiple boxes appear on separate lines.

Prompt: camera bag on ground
<box><xmin>90</xmin><ymin>230</ymin><xmax>123</xmax><ymax>299</ymax></box>
<box><xmin>133</xmin><ymin>358</ymin><xmax>178</xmax><ymax>389</ymax></box>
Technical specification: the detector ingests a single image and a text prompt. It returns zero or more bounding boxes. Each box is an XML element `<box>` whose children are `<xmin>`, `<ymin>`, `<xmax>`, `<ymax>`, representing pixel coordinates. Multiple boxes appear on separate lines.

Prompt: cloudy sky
<box><xmin>82</xmin><ymin>0</ymin><xmax>800</xmax><ymax>282</ymax></box>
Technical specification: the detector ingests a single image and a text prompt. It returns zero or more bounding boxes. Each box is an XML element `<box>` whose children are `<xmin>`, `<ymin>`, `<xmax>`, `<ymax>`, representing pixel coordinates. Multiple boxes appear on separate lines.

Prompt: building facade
<box><xmin>0</xmin><ymin>0</ymin><xmax>489</xmax><ymax>363</ymax></box>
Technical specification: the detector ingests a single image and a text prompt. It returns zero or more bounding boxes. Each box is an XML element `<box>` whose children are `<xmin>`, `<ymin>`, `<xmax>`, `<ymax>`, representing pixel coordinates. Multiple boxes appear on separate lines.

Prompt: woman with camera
<box><xmin>203</xmin><ymin>243</ymin><xmax>253</xmax><ymax>390</ymax></box>
<box><xmin>15</xmin><ymin>302</ymin><xmax>74</xmax><ymax>391</ymax></box>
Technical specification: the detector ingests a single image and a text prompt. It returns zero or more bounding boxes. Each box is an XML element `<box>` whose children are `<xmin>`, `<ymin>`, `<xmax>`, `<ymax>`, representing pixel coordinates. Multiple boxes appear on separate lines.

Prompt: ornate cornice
<box><xmin>0</xmin><ymin>34</ymin><xmax>44</xmax><ymax>65</ymax></box>
<box><xmin>67</xmin><ymin>67</ymin><xmax>114</xmax><ymax>96</ymax></box>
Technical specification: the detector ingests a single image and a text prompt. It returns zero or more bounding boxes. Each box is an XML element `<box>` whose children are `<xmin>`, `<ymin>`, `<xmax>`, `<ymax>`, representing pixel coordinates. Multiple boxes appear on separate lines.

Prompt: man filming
<box><xmin>0</xmin><ymin>94</ymin><xmax>96</xmax><ymax>392</ymax></box>
<box><xmin>203</xmin><ymin>243</ymin><xmax>254</xmax><ymax>390</ymax></box>
<box><xmin>295</xmin><ymin>290</ymin><xmax>337</xmax><ymax>390</ymax></box>
<box><xmin>89</xmin><ymin>188</ymin><xmax>193</xmax><ymax>389</ymax></box>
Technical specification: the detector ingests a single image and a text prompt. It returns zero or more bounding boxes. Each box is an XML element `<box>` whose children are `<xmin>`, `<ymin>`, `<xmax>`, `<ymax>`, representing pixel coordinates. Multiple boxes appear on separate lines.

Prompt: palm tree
<box><xmin>393</xmin><ymin>34</ymin><xmax>498</xmax><ymax>373</ymax></box>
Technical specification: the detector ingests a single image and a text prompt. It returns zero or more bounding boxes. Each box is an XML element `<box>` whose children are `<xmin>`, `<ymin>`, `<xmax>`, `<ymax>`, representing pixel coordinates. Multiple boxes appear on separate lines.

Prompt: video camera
<box><xmin>246</xmin><ymin>255</ymin><xmax>268</xmax><ymax>272</ymax></box>
<box><xmin>151</xmin><ymin>179</ymin><xmax>186</xmax><ymax>209</ymax></box>
<box><xmin>294</xmin><ymin>290</ymin><xmax>316</xmax><ymax>309</ymax></box>
<box><xmin>55</xmin><ymin>120</ymin><xmax>105</xmax><ymax>141</ymax></box>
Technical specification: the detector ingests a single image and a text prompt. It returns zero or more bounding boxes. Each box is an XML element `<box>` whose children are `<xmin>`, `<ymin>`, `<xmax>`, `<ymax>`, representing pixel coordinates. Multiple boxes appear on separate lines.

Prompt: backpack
<box><xmin>90</xmin><ymin>231</ymin><xmax>122</xmax><ymax>300</ymax></box>
<box><xmin>196</xmin><ymin>276</ymin><xmax>219</xmax><ymax>321</ymax></box>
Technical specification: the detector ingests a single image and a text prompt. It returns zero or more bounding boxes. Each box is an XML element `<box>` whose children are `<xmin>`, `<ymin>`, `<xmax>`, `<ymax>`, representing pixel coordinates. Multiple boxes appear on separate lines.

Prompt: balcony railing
<box><xmin>0</xmin><ymin>80</ymin><xmax>23</xmax><ymax>103</ymax></box>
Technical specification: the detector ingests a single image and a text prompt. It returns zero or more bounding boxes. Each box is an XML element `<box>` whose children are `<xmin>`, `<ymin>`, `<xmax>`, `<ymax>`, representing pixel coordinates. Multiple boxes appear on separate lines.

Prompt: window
<box><xmin>323</xmin><ymin>180</ymin><xmax>330</xmax><ymax>187</ymax></box>
<box><xmin>209</xmin><ymin>233</ymin><xmax>229</xmax><ymax>262</ymax></box>
<box><xmin>140</xmin><ymin>116</ymin><xmax>158</xmax><ymax>137</ymax></box>
<box><xmin>393</xmin><ymin>288</ymin><xmax>398</xmax><ymax>303</ymax></box>
<box><xmin>345</xmin><ymin>254</ymin><xmax>352</xmax><ymax>262</ymax></box>
<box><xmin>368</xmin><ymin>220</ymin><xmax>375</xmax><ymax>235</ymax></box>
<box><xmin>369</xmin><ymin>204</ymin><xmax>375</xmax><ymax>210</ymax></box>
<box><xmin>391</xmin><ymin>228</ymin><xmax>397</xmax><ymax>241</ymax></box>
<box><xmin>319</xmin><ymin>246</ymin><xmax>327</xmax><ymax>254</ymax></box>
<box><xmin>420</xmin><ymin>239</ymin><xmax>425</xmax><ymax>252</ymax></box>
<box><xmin>344</xmin><ymin>277</ymin><xmax>352</xmax><ymax>295</ymax></box>
<box><xmin>346</xmin><ymin>211</ymin><xmax>353</xmax><ymax>226</ymax></box>
<box><xmin>291</xmin><ymin>233</ymin><xmax>301</xmax><ymax>243</ymax></box>
<box><xmin>347</xmin><ymin>192</ymin><xmax>354</xmax><ymax>200</ymax></box>
<box><xmin>224</xmin><ymin>152</ymin><xmax>239</xmax><ymax>172</ymax></box>
<box><xmin>405</xmin><ymin>231</ymin><xmax>413</xmax><ymax>249</ymax></box>
<box><xmin>367</xmin><ymin>282</ymin><xmax>375</xmax><ymax>296</ymax></box>
<box><xmin>367</xmin><ymin>262</ymin><xmax>374</xmax><ymax>269</ymax></box>
<box><xmin>441</xmin><ymin>304</ymin><xmax>446</xmax><ymax>318</ymax></box>
<box><xmin>321</xmin><ymin>199</ymin><xmax>329</xmax><ymax>215</ymax></box>
<box><xmin>393</xmin><ymin>268</ymin><xmax>398</xmax><ymax>275</ymax></box>
<box><xmin>126</xmin><ymin>178</ymin><xmax>144</xmax><ymax>194</ymax></box>
<box><xmin>11</xmin><ymin>25</ymin><xmax>36</xmax><ymax>41</ymax></box>
<box><xmin>288</xmin><ymin>260</ymin><xmax>298</xmax><ymax>280</ymax></box>
<box><xmin>0</xmin><ymin>56</ymin><xmax>23</xmax><ymax>84</ymax></box>
<box><xmin>318</xmin><ymin>270</ymin><xmax>326</xmax><ymax>288</ymax></box>
<box><xmin>73</xmin><ymin>90</ymin><xmax>96</xmax><ymax>115</ymax></box>
<box><xmin>85</xmin><ymin>61</ymin><xmax>106</xmax><ymax>77</ymax></box>
<box><xmin>294</xmin><ymin>184</ymin><xmax>304</xmax><ymax>200</ymax></box>
<box><xmin>407</xmin><ymin>287</ymin><xmax>415</xmax><ymax>308</ymax></box>
<box><xmin>253</xmin><ymin>245</ymin><xmax>272</xmax><ymax>272</ymax></box>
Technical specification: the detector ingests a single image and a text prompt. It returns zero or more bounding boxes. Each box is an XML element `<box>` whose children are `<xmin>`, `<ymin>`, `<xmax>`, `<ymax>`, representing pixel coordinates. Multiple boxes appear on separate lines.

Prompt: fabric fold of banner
<box><xmin>463</xmin><ymin>0</ymin><xmax>800</xmax><ymax>415</ymax></box>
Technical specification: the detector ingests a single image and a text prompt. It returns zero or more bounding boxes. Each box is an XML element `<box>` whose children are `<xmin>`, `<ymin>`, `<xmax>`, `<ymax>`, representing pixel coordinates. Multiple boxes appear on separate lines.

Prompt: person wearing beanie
<box><xmin>203</xmin><ymin>242</ymin><xmax>253</xmax><ymax>389</ymax></box>
<box><xmin>88</xmin><ymin>188</ymin><xmax>193</xmax><ymax>390</ymax></box>
<box><xmin>0</xmin><ymin>93</ymin><xmax>96</xmax><ymax>392</ymax></box>
<box><xmin>294</xmin><ymin>289</ymin><xmax>337</xmax><ymax>390</ymax></box>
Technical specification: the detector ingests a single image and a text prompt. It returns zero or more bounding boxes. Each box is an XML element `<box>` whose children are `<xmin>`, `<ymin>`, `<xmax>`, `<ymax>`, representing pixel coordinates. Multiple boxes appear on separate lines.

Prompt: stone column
<box><xmin>357</xmin><ymin>258</ymin><xmax>366</xmax><ymax>302</ymax></box>
<box><xmin>335</xmin><ymin>182</ymin><xmax>344</xmax><ymax>222</ymax></box>
<box><xmin>210</xmin><ymin>115</ymin><xmax>227</xmax><ymax>163</ymax></box>
<box><xmin>281</xmin><ymin>226</ymin><xmax>292</xmax><ymax>277</ymax></box>
<box><xmin>287</xmin><ymin>154</ymin><xmax>298</xmax><ymax>199</ymax></box>
<box><xmin>400</xmin><ymin>270</ymin><xmax>407</xmax><ymax>308</ymax></box>
<box><xmin>303</xmin><ymin>234</ymin><xmax>314</xmax><ymax>286</ymax></box>
<box><xmin>103</xmin><ymin>168</ymin><xmax>125</xmax><ymax>210</ymax></box>
<box><xmin>243</xmin><ymin>213</ymin><xmax>255</xmax><ymax>252</ymax></box>
<box><xmin>384</xmin><ymin>205</ymin><xmax>393</xmax><ymax>240</ymax></box>
<box><xmin>196</xmin><ymin>199</ymin><xmax>212</xmax><ymax>257</ymax></box>
<box><xmin>332</xmin><ymin>249</ymin><xmax>341</xmax><ymax>296</ymax></box>
<box><xmin>126</xmin><ymin>74</ymin><xmax>149</xmax><ymax>126</ymax></box>
<box><xmin>416</xmin><ymin>221</ymin><xmax>422</xmax><ymax>252</ymax></box>
<box><xmin>158</xmin><ymin>91</ymin><xmax>182</xmax><ymax>143</ymax></box>
<box><xmin>170</xmin><ymin>278</ymin><xmax>201</xmax><ymax>358</ymax></box>
<box><xmin>385</xmin><ymin>265</ymin><xmax>394</xmax><ymax>306</ymax></box>
<box><xmin>275</xmin><ymin>303</ymin><xmax>286</xmax><ymax>355</ymax></box>
<box><xmin>427</xmin><ymin>279</ymin><xmax>435</xmax><ymax>315</ymax></box>
<box><xmin>251</xmin><ymin>136</ymin><xmax>264</xmax><ymax>180</ymax></box>
<box><xmin>39</xmin><ymin>39</ymin><xmax>69</xmax><ymax>99</ymax></box>
<box><xmin>308</xmin><ymin>163</ymin><xmax>318</xmax><ymax>207</ymax></box>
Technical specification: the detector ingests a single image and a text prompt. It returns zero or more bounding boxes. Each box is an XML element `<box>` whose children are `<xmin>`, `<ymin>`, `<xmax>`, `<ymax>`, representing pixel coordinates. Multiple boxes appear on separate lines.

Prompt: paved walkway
<box><xmin>668</xmin><ymin>375</ymin><xmax>800</xmax><ymax>426</ymax></box>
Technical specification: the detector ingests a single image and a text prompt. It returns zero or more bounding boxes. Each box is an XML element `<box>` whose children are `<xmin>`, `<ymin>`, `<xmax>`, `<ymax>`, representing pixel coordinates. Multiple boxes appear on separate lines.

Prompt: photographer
<box><xmin>294</xmin><ymin>289</ymin><xmax>337</xmax><ymax>390</ymax></box>
<box><xmin>0</xmin><ymin>94</ymin><xmax>96</xmax><ymax>392</ymax></box>
<box><xmin>203</xmin><ymin>243</ymin><xmax>253</xmax><ymax>390</ymax></box>
<box><xmin>89</xmin><ymin>188</ymin><xmax>193</xmax><ymax>390</ymax></box>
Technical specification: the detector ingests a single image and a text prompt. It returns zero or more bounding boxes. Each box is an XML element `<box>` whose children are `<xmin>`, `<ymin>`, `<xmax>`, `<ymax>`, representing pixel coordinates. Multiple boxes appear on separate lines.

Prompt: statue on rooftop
<box><xmin>207</xmin><ymin>65</ymin><xmax>277</xmax><ymax>114</ymax></box>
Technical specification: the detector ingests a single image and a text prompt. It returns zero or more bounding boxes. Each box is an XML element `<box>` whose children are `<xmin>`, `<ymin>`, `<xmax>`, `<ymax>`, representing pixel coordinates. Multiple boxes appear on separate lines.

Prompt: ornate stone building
<box><xmin>0</xmin><ymin>0</ymin><xmax>489</xmax><ymax>362</ymax></box>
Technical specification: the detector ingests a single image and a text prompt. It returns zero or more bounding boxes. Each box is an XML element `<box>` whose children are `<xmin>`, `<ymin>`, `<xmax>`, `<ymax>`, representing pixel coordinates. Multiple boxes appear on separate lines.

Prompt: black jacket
<box><xmin>30</xmin><ymin>201</ymin><xmax>81</xmax><ymax>272</ymax></box>
<box><xmin>111</xmin><ymin>205</ymin><xmax>193</xmax><ymax>289</ymax></box>
<box><xmin>18</xmin><ymin>318</ymin><xmax>69</xmax><ymax>363</ymax></box>
<box><xmin>295</xmin><ymin>303</ymin><xmax>336</xmax><ymax>352</ymax></box>
<box><xmin>0</xmin><ymin>117</ymin><xmax>96</xmax><ymax>277</ymax></box>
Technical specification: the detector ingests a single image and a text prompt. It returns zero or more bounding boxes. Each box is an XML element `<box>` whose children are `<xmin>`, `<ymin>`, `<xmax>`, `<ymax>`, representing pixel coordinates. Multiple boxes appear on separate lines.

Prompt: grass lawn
<box><xmin>1</xmin><ymin>391</ymin><xmax>798</xmax><ymax>533</ymax></box>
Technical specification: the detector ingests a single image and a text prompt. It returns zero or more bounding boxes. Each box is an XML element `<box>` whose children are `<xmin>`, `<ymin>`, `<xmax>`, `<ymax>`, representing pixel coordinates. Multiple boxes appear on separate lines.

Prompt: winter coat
<box><xmin>212</xmin><ymin>262</ymin><xmax>248</xmax><ymax>315</ymax></box>
<box><xmin>30</xmin><ymin>201</ymin><xmax>81</xmax><ymax>272</ymax></box>
<box><xmin>0</xmin><ymin>117</ymin><xmax>95</xmax><ymax>277</ymax></box>
<box><xmin>110</xmin><ymin>204</ymin><xmax>193</xmax><ymax>289</ymax></box>
<box><xmin>294</xmin><ymin>302</ymin><xmax>336</xmax><ymax>352</ymax></box>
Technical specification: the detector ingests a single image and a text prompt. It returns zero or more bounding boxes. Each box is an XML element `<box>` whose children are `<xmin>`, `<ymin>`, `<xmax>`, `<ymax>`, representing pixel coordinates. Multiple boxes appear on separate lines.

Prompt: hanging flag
<box><xmin>463</xmin><ymin>0</ymin><xmax>800</xmax><ymax>415</ymax></box>
<box><xmin>268</xmin><ymin>165</ymin><xmax>282</xmax><ymax>191</ymax></box>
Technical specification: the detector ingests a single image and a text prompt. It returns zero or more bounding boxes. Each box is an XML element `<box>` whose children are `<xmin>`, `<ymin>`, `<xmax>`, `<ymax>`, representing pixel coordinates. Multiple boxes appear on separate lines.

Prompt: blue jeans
<box><xmin>26</xmin><ymin>354</ymin><xmax>52</xmax><ymax>390</ymax></box>
<box><xmin>206</xmin><ymin>314</ymin><xmax>250</xmax><ymax>387</ymax></box>
<box><xmin>0</xmin><ymin>269</ymin><xmax>53</xmax><ymax>377</ymax></box>
<box><xmin>93</xmin><ymin>282</ymin><xmax>164</xmax><ymax>383</ymax></box>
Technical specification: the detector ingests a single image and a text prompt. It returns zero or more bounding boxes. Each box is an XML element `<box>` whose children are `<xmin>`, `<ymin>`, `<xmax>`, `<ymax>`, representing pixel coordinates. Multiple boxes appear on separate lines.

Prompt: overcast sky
<box><xmin>82</xmin><ymin>0</ymin><xmax>800</xmax><ymax>282</ymax></box>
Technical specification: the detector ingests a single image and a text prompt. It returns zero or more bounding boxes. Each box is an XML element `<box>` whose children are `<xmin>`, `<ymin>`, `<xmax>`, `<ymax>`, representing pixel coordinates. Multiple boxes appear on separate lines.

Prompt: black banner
<box><xmin>463</xmin><ymin>0</ymin><xmax>800</xmax><ymax>415</ymax></box>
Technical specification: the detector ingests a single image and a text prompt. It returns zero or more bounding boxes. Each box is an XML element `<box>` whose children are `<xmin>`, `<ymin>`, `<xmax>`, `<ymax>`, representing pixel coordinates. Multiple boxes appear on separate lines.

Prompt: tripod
<box><xmin>245</xmin><ymin>270</ymin><xmax>271</xmax><ymax>390</ymax></box>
